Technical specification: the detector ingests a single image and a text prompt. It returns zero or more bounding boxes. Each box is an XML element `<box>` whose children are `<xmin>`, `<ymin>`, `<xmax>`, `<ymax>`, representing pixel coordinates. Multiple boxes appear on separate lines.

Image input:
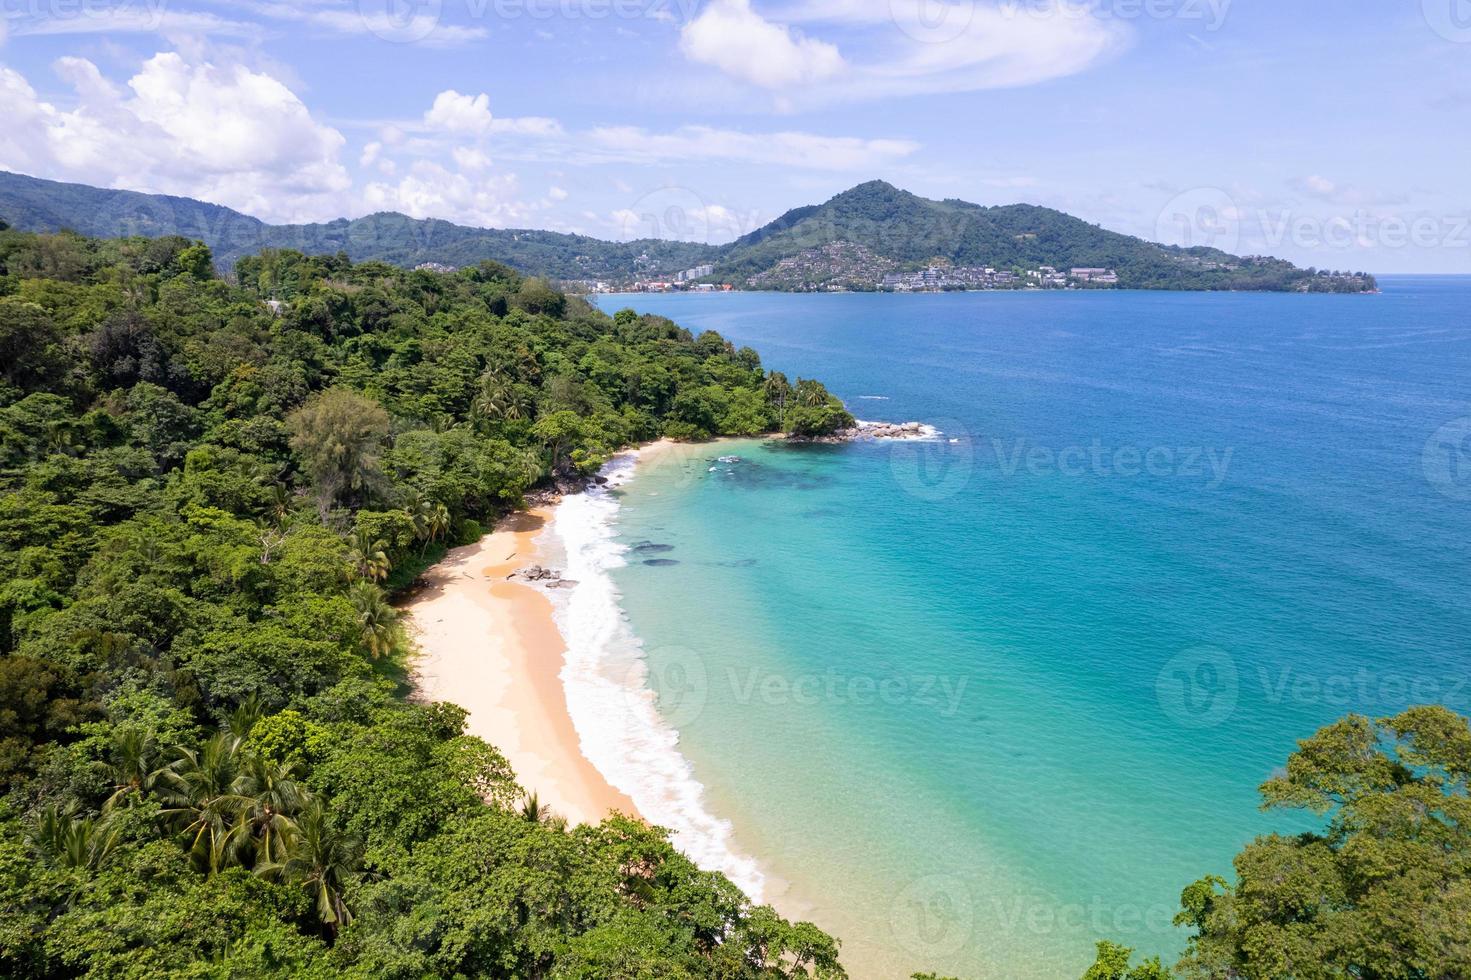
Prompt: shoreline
<box><xmin>403</xmin><ymin>506</ymin><xmax>639</xmax><ymax>827</ymax></box>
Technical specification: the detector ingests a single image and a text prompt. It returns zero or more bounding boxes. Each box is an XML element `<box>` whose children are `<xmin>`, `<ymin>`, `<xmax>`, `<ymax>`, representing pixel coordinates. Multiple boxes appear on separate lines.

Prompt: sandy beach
<box><xmin>404</xmin><ymin>507</ymin><xmax>639</xmax><ymax>826</ymax></box>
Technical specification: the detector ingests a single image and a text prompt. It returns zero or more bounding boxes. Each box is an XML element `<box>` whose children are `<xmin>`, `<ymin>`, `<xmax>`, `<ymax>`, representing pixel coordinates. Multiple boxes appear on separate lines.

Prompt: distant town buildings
<box><xmin>878</xmin><ymin>263</ymin><xmax>1117</xmax><ymax>291</ymax></box>
<box><xmin>414</xmin><ymin>262</ymin><xmax>458</xmax><ymax>274</ymax></box>
<box><xmin>674</xmin><ymin>264</ymin><xmax>714</xmax><ymax>282</ymax></box>
<box><xmin>1069</xmin><ymin>267</ymin><xmax>1120</xmax><ymax>284</ymax></box>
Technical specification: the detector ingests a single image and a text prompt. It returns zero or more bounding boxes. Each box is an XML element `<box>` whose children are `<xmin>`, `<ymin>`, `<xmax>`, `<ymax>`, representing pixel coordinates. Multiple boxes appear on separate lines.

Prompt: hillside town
<box><xmin>574</xmin><ymin>240</ymin><xmax>1126</xmax><ymax>293</ymax></box>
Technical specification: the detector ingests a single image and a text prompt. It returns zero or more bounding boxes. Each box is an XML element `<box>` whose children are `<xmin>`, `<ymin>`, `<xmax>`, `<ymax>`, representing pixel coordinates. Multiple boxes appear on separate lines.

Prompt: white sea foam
<box><xmin>544</xmin><ymin>451</ymin><xmax>766</xmax><ymax>900</ymax></box>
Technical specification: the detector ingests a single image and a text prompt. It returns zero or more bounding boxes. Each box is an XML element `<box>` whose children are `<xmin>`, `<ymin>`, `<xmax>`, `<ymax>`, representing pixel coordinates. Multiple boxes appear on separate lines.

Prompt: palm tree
<box><xmin>100</xmin><ymin>726</ymin><xmax>159</xmax><ymax>811</ymax></box>
<box><xmin>421</xmin><ymin>502</ymin><xmax>451</xmax><ymax>555</ymax></box>
<box><xmin>473</xmin><ymin>368</ymin><xmax>527</xmax><ymax>423</ymax></box>
<box><xmin>763</xmin><ymin>371</ymin><xmax>791</xmax><ymax>411</ymax></box>
<box><xmin>266</xmin><ymin>483</ymin><xmax>292</xmax><ymax>525</ymax></box>
<box><xmin>156</xmin><ymin>733</ymin><xmax>254</xmax><ymax>874</ymax></box>
<box><xmin>33</xmin><ymin>804</ymin><xmax>119</xmax><ymax>870</ymax></box>
<box><xmin>257</xmin><ymin>799</ymin><xmax>362</xmax><ymax>939</ymax></box>
<box><xmin>226</xmin><ymin>694</ymin><xmax>265</xmax><ymax>746</ymax></box>
<box><xmin>519</xmin><ymin>791</ymin><xmax>551</xmax><ymax>824</ymax></box>
<box><xmin>241</xmin><ymin>755</ymin><xmax>307</xmax><ymax>866</ymax></box>
<box><xmin>406</xmin><ymin>493</ymin><xmax>450</xmax><ymax>554</ymax></box>
<box><xmin>518</xmin><ymin>792</ymin><xmax>567</xmax><ymax>831</ymax></box>
<box><xmin>794</xmin><ymin>378</ymin><xmax>830</xmax><ymax>408</ymax></box>
<box><xmin>348</xmin><ymin>581</ymin><xmax>397</xmax><ymax>660</ymax></box>
<box><xmin>346</xmin><ymin>528</ymin><xmax>391</xmax><ymax>583</ymax></box>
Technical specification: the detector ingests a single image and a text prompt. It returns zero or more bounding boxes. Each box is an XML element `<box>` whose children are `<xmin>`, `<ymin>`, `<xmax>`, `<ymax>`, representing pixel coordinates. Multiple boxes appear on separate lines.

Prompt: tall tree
<box><xmin>287</xmin><ymin>388</ymin><xmax>390</xmax><ymax>517</ymax></box>
<box><xmin>1173</xmin><ymin>706</ymin><xmax>1471</xmax><ymax>979</ymax></box>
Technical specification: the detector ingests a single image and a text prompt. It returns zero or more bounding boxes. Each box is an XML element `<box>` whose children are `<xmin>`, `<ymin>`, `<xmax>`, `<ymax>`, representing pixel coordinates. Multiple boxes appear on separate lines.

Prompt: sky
<box><xmin>0</xmin><ymin>0</ymin><xmax>1467</xmax><ymax>272</ymax></box>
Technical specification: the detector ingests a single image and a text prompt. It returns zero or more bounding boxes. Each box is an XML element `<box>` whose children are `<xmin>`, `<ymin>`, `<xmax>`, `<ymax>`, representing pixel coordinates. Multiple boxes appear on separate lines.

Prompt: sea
<box><xmin>543</xmin><ymin>281</ymin><xmax>1471</xmax><ymax>979</ymax></box>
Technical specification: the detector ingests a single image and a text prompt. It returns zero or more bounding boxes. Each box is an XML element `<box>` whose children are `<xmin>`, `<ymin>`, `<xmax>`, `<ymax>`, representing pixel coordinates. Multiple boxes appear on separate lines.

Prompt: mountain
<box><xmin>0</xmin><ymin>171</ymin><xmax>1374</xmax><ymax>293</ymax></box>
<box><xmin>0</xmin><ymin>171</ymin><xmax>717</xmax><ymax>279</ymax></box>
<box><xmin>712</xmin><ymin>180</ymin><xmax>1373</xmax><ymax>292</ymax></box>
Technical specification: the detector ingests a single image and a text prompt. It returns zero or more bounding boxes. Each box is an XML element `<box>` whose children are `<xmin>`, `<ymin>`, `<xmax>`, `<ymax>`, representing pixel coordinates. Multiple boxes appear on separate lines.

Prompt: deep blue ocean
<box><xmin>593</xmin><ymin>281</ymin><xmax>1471</xmax><ymax>979</ymax></box>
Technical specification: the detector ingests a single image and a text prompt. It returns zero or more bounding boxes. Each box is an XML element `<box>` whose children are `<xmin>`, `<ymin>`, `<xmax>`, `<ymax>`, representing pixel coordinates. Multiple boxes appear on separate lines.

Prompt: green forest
<box><xmin>0</xmin><ymin>225</ymin><xmax>853</xmax><ymax>978</ymax></box>
<box><xmin>0</xmin><ymin>224</ymin><xmax>1462</xmax><ymax>980</ymax></box>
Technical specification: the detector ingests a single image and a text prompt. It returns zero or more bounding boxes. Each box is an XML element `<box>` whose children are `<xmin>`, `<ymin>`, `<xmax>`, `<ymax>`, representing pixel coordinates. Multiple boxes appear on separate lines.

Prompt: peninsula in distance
<box><xmin>0</xmin><ymin>171</ymin><xmax>1375</xmax><ymax>295</ymax></box>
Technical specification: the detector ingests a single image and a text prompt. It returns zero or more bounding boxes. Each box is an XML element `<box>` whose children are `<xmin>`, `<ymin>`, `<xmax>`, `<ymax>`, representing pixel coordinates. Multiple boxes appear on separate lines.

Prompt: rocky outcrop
<box><xmin>794</xmin><ymin>420</ymin><xmax>938</xmax><ymax>443</ymax></box>
<box><xmin>509</xmin><ymin>565</ymin><xmax>578</xmax><ymax>588</ymax></box>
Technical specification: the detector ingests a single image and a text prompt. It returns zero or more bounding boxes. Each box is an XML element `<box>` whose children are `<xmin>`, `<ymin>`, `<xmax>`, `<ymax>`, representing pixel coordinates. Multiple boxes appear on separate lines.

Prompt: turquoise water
<box><xmin>593</xmin><ymin>282</ymin><xmax>1471</xmax><ymax>979</ymax></box>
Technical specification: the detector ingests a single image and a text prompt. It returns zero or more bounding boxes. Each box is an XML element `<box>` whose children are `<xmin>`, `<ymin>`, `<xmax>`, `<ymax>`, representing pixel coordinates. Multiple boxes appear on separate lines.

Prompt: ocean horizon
<box><xmin>581</xmin><ymin>280</ymin><xmax>1471</xmax><ymax>978</ymax></box>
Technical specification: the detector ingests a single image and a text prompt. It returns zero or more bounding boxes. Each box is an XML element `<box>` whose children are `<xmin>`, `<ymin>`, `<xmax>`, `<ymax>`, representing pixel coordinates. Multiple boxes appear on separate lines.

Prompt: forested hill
<box><xmin>716</xmin><ymin>180</ymin><xmax>1374</xmax><ymax>292</ymax></box>
<box><xmin>0</xmin><ymin>226</ymin><xmax>853</xmax><ymax>977</ymax></box>
<box><xmin>0</xmin><ymin>170</ymin><xmax>717</xmax><ymax>279</ymax></box>
<box><xmin>0</xmin><ymin>171</ymin><xmax>1374</xmax><ymax>293</ymax></box>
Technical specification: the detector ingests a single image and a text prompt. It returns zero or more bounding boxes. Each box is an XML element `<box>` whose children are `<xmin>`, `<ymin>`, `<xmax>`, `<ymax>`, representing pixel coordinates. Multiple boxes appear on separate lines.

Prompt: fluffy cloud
<box><xmin>422</xmin><ymin>90</ymin><xmax>565</xmax><ymax>138</ymax></box>
<box><xmin>679</xmin><ymin>0</ymin><xmax>1125</xmax><ymax>104</ymax></box>
<box><xmin>424</xmin><ymin>90</ymin><xmax>494</xmax><ymax>134</ymax></box>
<box><xmin>362</xmin><ymin>161</ymin><xmax>533</xmax><ymax>228</ymax></box>
<box><xmin>0</xmin><ymin>53</ymin><xmax>349</xmax><ymax>221</ymax></box>
<box><xmin>680</xmin><ymin>0</ymin><xmax>845</xmax><ymax>89</ymax></box>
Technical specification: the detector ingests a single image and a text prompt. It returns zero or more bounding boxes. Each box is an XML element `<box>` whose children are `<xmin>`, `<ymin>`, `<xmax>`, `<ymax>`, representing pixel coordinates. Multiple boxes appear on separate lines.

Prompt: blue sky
<box><xmin>0</xmin><ymin>0</ymin><xmax>1467</xmax><ymax>271</ymax></box>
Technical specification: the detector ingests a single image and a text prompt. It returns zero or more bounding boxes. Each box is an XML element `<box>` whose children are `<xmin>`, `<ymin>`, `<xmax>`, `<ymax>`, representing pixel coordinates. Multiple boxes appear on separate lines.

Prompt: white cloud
<box><xmin>362</xmin><ymin>161</ymin><xmax>532</xmax><ymax>228</ymax></box>
<box><xmin>245</xmin><ymin>0</ymin><xmax>488</xmax><ymax>46</ymax></box>
<box><xmin>680</xmin><ymin>0</ymin><xmax>845</xmax><ymax>89</ymax></box>
<box><xmin>1288</xmin><ymin>174</ymin><xmax>1406</xmax><ymax>208</ymax></box>
<box><xmin>680</xmin><ymin>0</ymin><xmax>1125</xmax><ymax>104</ymax></box>
<box><xmin>424</xmin><ymin>90</ymin><xmax>494</xmax><ymax>134</ymax></box>
<box><xmin>548</xmin><ymin>185</ymin><xmax>568</xmax><ymax>201</ymax></box>
<box><xmin>452</xmin><ymin>146</ymin><xmax>492</xmax><ymax>171</ymax></box>
<box><xmin>586</xmin><ymin>124</ymin><xmax>918</xmax><ymax>170</ymax></box>
<box><xmin>489</xmin><ymin>115</ymin><xmax>563</xmax><ymax>136</ymax></box>
<box><xmin>0</xmin><ymin>53</ymin><xmax>349</xmax><ymax>222</ymax></box>
<box><xmin>8</xmin><ymin>8</ymin><xmax>262</xmax><ymax>40</ymax></box>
